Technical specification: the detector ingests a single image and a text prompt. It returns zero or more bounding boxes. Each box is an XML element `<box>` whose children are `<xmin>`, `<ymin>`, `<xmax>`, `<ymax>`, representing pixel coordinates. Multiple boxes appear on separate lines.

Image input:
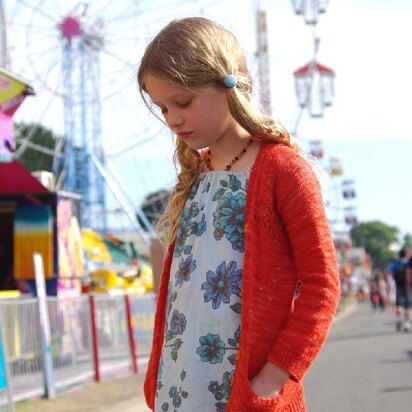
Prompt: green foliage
<box><xmin>14</xmin><ymin>123</ymin><xmax>61</xmax><ymax>172</ymax></box>
<box><xmin>403</xmin><ymin>233</ymin><xmax>412</xmax><ymax>249</ymax></box>
<box><xmin>350</xmin><ymin>221</ymin><xmax>399</xmax><ymax>270</ymax></box>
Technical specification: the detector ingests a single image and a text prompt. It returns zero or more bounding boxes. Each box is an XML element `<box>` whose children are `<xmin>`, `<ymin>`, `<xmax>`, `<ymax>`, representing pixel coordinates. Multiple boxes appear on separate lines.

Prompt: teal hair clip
<box><xmin>223</xmin><ymin>74</ymin><xmax>238</xmax><ymax>88</ymax></box>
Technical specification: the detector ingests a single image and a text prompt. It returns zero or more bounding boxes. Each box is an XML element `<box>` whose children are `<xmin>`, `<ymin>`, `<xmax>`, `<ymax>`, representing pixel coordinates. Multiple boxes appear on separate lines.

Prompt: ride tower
<box><xmin>56</xmin><ymin>8</ymin><xmax>106</xmax><ymax>232</ymax></box>
<box><xmin>256</xmin><ymin>7</ymin><xmax>271</xmax><ymax>115</ymax></box>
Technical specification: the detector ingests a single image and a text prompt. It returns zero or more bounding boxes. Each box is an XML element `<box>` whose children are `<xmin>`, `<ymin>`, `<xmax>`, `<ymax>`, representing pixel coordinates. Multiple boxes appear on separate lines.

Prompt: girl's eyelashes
<box><xmin>152</xmin><ymin>104</ymin><xmax>167</xmax><ymax>115</ymax></box>
<box><xmin>153</xmin><ymin>97</ymin><xmax>192</xmax><ymax>115</ymax></box>
<box><xmin>177</xmin><ymin>99</ymin><xmax>192</xmax><ymax>108</ymax></box>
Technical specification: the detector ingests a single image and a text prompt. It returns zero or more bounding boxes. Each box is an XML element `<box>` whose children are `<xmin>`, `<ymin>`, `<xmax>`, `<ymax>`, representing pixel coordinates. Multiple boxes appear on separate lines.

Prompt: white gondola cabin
<box><xmin>329</xmin><ymin>156</ymin><xmax>344</xmax><ymax>176</ymax></box>
<box><xmin>342</xmin><ymin>180</ymin><xmax>356</xmax><ymax>199</ymax></box>
<box><xmin>309</xmin><ymin>140</ymin><xmax>324</xmax><ymax>159</ymax></box>
<box><xmin>344</xmin><ymin>206</ymin><xmax>358</xmax><ymax>226</ymax></box>
<box><xmin>291</xmin><ymin>0</ymin><xmax>330</xmax><ymax>24</ymax></box>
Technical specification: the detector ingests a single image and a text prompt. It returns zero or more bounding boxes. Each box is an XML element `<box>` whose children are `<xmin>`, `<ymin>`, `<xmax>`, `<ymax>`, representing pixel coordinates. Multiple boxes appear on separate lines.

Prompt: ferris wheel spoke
<box><xmin>103</xmin><ymin>25</ymin><xmax>145</xmax><ymax>43</ymax></box>
<box><xmin>17</xmin><ymin>0</ymin><xmax>58</xmax><ymax>24</ymax></box>
<box><xmin>25</xmin><ymin>39</ymin><xmax>61</xmax><ymax>74</ymax></box>
<box><xmin>139</xmin><ymin>0</ymin><xmax>191</xmax><ymax>15</ymax></box>
<box><xmin>28</xmin><ymin>48</ymin><xmax>64</xmax><ymax>96</ymax></box>
<box><xmin>103</xmin><ymin>13</ymin><xmax>140</xmax><ymax>27</ymax></box>
<box><xmin>23</xmin><ymin>39</ymin><xmax>60</xmax><ymax>64</ymax></box>
<box><xmin>99</xmin><ymin>2</ymin><xmax>141</xmax><ymax>25</ymax></box>
<box><xmin>11</xmin><ymin>42</ymin><xmax>58</xmax><ymax>87</ymax></box>
<box><xmin>100</xmin><ymin>46</ymin><xmax>136</xmax><ymax>70</ymax></box>
<box><xmin>89</xmin><ymin>0</ymin><xmax>122</xmax><ymax>20</ymax></box>
<box><xmin>15</xmin><ymin>96</ymin><xmax>56</xmax><ymax>159</ymax></box>
<box><xmin>103</xmin><ymin>34</ymin><xmax>145</xmax><ymax>45</ymax></box>
<box><xmin>54</xmin><ymin>0</ymin><xmax>70</xmax><ymax>16</ymax></box>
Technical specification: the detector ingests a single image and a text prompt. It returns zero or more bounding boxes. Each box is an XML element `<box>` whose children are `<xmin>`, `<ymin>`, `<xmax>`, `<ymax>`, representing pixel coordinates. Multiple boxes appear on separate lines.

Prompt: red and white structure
<box><xmin>256</xmin><ymin>8</ymin><xmax>272</xmax><ymax>115</ymax></box>
<box><xmin>293</xmin><ymin>59</ymin><xmax>335</xmax><ymax>118</ymax></box>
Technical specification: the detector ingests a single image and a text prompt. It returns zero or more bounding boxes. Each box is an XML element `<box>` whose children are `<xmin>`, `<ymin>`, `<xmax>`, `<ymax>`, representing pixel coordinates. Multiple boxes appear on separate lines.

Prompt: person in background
<box><xmin>369</xmin><ymin>275</ymin><xmax>380</xmax><ymax>312</ymax></box>
<box><xmin>390</xmin><ymin>248</ymin><xmax>411</xmax><ymax>332</ymax></box>
<box><xmin>370</xmin><ymin>271</ymin><xmax>388</xmax><ymax>312</ymax></box>
<box><xmin>385</xmin><ymin>270</ymin><xmax>397</xmax><ymax>307</ymax></box>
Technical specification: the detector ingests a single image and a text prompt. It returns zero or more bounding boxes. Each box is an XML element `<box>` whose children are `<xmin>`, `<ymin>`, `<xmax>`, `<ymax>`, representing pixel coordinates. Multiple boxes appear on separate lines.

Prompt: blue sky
<box><xmin>6</xmin><ymin>0</ymin><xmax>412</xmax><ymax>239</ymax></box>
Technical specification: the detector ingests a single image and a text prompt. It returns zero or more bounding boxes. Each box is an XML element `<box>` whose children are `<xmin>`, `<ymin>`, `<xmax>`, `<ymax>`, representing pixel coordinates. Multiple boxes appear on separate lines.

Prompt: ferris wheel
<box><xmin>307</xmin><ymin>139</ymin><xmax>358</xmax><ymax>240</ymax></box>
<box><xmin>5</xmin><ymin>0</ymin><xmax>170</xmax><ymax>241</ymax></box>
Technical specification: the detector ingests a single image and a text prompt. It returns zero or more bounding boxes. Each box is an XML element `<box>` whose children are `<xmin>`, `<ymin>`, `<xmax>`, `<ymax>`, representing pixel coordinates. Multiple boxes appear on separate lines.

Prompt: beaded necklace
<box><xmin>205</xmin><ymin>138</ymin><xmax>253</xmax><ymax>172</ymax></box>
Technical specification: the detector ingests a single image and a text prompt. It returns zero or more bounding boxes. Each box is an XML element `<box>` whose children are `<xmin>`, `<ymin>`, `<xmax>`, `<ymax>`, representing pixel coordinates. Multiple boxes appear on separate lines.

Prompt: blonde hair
<box><xmin>137</xmin><ymin>17</ymin><xmax>303</xmax><ymax>245</ymax></box>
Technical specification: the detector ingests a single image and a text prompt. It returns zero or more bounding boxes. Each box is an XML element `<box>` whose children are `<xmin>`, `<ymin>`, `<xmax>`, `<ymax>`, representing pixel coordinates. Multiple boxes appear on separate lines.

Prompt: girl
<box><xmin>137</xmin><ymin>17</ymin><xmax>340</xmax><ymax>412</ymax></box>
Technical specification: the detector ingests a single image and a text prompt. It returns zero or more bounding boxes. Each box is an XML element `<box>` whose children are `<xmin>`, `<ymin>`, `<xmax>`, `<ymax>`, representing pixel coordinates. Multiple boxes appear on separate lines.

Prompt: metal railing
<box><xmin>48</xmin><ymin>296</ymin><xmax>94</xmax><ymax>393</ymax></box>
<box><xmin>0</xmin><ymin>299</ymin><xmax>44</xmax><ymax>402</ymax></box>
<box><xmin>93</xmin><ymin>295</ymin><xmax>132</xmax><ymax>380</ymax></box>
<box><xmin>0</xmin><ymin>293</ymin><xmax>155</xmax><ymax>404</ymax></box>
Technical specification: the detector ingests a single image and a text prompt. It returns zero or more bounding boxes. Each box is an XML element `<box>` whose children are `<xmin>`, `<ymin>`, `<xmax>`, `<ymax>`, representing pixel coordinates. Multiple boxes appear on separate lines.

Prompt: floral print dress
<box><xmin>155</xmin><ymin>170</ymin><xmax>248</xmax><ymax>412</ymax></box>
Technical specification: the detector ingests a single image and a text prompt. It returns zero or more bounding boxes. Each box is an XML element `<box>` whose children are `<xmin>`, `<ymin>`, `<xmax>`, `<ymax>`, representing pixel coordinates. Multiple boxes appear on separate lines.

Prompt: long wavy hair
<box><xmin>137</xmin><ymin>17</ymin><xmax>303</xmax><ymax>245</ymax></box>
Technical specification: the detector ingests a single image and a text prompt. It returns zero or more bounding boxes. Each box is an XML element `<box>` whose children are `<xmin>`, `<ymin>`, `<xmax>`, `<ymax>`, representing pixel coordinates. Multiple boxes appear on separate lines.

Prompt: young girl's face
<box><xmin>143</xmin><ymin>73</ymin><xmax>239</xmax><ymax>150</ymax></box>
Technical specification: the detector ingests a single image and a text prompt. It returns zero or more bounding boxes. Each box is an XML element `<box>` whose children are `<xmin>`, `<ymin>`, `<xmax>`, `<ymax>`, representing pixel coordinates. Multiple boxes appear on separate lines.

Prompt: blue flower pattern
<box><xmin>156</xmin><ymin>172</ymin><xmax>246</xmax><ymax>411</ymax></box>
<box><xmin>208</xmin><ymin>370</ymin><xmax>235</xmax><ymax>411</ymax></box>
<box><xmin>201</xmin><ymin>261</ymin><xmax>242</xmax><ymax>309</ymax></box>
<box><xmin>175</xmin><ymin>255</ymin><xmax>197</xmax><ymax>288</ymax></box>
<box><xmin>174</xmin><ymin>202</ymin><xmax>206</xmax><ymax>258</ymax></box>
<box><xmin>212</xmin><ymin>175</ymin><xmax>247</xmax><ymax>252</ymax></box>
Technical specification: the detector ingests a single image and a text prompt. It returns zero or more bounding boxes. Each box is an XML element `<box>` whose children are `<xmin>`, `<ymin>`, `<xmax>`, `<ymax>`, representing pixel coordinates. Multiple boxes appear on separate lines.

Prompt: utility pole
<box><xmin>255</xmin><ymin>2</ymin><xmax>271</xmax><ymax>115</ymax></box>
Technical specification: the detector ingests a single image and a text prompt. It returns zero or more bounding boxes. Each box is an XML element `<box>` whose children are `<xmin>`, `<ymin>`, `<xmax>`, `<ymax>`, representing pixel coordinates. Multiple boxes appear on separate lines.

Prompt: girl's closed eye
<box><xmin>177</xmin><ymin>99</ymin><xmax>192</xmax><ymax>108</ymax></box>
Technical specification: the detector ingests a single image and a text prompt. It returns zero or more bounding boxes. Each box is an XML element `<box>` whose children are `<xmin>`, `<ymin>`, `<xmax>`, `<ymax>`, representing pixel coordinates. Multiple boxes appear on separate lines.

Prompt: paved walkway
<box><xmin>304</xmin><ymin>301</ymin><xmax>412</xmax><ymax>411</ymax></box>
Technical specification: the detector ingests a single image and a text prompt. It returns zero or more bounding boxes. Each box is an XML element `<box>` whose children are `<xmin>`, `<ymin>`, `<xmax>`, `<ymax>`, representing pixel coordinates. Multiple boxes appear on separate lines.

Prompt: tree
<box><xmin>403</xmin><ymin>233</ymin><xmax>412</xmax><ymax>249</ymax></box>
<box><xmin>350</xmin><ymin>221</ymin><xmax>399</xmax><ymax>270</ymax></box>
<box><xmin>14</xmin><ymin>123</ymin><xmax>62</xmax><ymax>172</ymax></box>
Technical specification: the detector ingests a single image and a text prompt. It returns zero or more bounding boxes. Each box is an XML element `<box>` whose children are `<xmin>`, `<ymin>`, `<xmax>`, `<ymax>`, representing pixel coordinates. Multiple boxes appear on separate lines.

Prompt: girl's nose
<box><xmin>166</xmin><ymin>110</ymin><xmax>184</xmax><ymax>129</ymax></box>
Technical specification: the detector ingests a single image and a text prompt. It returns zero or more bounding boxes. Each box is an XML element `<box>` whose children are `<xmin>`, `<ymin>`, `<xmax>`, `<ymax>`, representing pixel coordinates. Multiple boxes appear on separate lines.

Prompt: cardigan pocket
<box><xmin>241</xmin><ymin>378</ymin><xmax>306</xmax><ymax>412</ymax></box>
<box><xmin>242</xmin><ymin>378</ymin><xmax>283</xmax><ymax>410</ymax></box>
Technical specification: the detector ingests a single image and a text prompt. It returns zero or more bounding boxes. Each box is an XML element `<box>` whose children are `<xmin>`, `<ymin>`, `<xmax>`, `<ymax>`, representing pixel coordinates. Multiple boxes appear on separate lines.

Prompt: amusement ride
<box><xmin>290</xmin><ymin>0</ymin><xmax>358</xmax><ymax>246</ymax></box>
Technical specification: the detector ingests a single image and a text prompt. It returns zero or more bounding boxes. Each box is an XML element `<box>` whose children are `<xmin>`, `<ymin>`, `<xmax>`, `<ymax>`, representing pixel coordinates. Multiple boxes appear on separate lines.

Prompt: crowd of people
<box><xmin>368</xmin><ymin>248</ymin><xmax>412</xmax><ymax>332</ymax></box>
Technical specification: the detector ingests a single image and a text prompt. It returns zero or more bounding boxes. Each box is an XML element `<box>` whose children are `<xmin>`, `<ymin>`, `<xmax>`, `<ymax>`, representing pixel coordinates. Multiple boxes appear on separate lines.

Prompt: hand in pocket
<box><xmin>250</xmin><ymin>361</ymin><xmax>290</xmax><ymax>399</ymax></box>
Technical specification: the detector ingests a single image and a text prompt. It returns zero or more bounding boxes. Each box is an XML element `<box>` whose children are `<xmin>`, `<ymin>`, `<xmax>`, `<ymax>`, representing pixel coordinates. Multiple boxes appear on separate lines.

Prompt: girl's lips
<box><xmin>178</xmin><ymin>131</ymin><xmax>193</xmax><ymax>139</ymax></box>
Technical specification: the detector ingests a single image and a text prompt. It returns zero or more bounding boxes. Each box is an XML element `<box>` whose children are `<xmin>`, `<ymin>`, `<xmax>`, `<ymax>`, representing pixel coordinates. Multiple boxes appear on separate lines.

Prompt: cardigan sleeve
<box><xmin>265</xmin><ymin>147</ymin><xmax>340</xmax><ymax>381</ymax></box>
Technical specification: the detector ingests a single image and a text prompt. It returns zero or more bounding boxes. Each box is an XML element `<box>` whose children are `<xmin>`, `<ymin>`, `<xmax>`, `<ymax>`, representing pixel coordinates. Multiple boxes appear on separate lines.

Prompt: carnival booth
<box><xmin>0</xmin><ymin>163</ymin><xmax>85</xmax><ymax>296</ymax></box>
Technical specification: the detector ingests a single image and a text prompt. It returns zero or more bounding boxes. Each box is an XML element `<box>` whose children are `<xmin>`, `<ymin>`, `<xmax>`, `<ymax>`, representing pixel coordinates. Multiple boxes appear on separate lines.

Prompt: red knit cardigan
<box><xmin>144</xmin><ymin>143</ymin><xmax>340</xmax><ymax>411</ymax></box>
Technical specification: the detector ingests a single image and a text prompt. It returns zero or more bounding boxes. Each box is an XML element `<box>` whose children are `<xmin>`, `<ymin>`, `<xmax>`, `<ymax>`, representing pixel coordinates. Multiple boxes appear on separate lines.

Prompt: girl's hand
<box><xmin>250</xmin><ymin>362</ymin><xmax>290</xmax><ymax>398</ymax></box>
